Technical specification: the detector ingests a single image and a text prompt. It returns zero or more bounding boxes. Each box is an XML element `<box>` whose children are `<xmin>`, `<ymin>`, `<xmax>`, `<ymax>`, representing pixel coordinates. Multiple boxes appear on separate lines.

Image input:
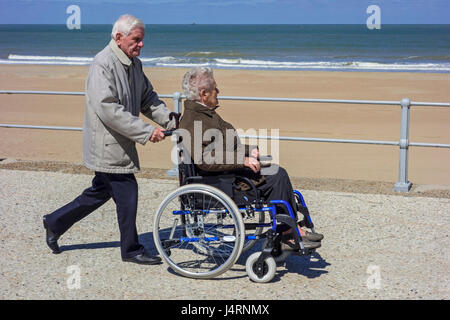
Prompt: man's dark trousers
<box><xmin>45</xmin><ymin>172</ymin><xmax>144</xmax><ymax>259</ymax></box>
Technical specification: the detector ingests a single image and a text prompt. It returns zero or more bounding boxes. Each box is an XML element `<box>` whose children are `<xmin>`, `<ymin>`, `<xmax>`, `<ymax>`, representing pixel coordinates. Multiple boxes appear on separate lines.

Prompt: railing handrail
<box><xmin>1</xmin><ymin>90</ymin><xmax>449</xmax><ymax>192</ymax></box>
<box><xmin>0</xmin><ymin>124</ymin><xmax>448</xmax><ymax>149</ymax></box>
<box><xmin>2</xmin><ymin>89</ymin><xmax>450</xmax><ymax>107</ymax></box>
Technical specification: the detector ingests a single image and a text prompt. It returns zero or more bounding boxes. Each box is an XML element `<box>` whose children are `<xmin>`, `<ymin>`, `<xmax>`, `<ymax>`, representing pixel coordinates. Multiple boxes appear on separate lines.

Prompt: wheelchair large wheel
<box><xmin>153</xmin><ymin>184</ymin><xmax>245</xmax><ymax>279</ymax></box>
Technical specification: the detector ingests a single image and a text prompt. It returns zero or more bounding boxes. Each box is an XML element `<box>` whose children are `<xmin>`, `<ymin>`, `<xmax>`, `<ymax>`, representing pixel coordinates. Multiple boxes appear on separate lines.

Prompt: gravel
<box><xmin>0</xmin><ymin>164</ymin><xmax>449</xmax><ymax>300</ymax></box>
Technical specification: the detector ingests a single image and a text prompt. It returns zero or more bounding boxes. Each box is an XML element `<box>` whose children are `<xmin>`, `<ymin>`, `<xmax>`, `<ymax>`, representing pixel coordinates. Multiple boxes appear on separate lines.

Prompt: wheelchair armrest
<box><xmin>259</xmin><ymin>155</ymin><xmax>272</xmax><ymax>168</ymax></box>
<box><xmin>259</xmin><ymin>155</ymin><xmax>272</xmax><ymax>161</ymax></box>
<box><xmin>185</xmin><ymin>174</ymin><xmax>235</xmax><ymax>183</ymax></box>
<box><xmin>184</xmin><ymin>176</ymin><xmax>204</xmax><ymax>184</ymax></box>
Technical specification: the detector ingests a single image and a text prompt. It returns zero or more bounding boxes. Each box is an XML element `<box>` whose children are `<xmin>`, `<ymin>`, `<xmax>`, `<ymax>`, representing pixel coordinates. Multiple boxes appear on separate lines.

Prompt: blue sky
<box><xmin>0</xmin><ymin>0</ymin><xmax>449</xmax><ymax>24</ymax></box>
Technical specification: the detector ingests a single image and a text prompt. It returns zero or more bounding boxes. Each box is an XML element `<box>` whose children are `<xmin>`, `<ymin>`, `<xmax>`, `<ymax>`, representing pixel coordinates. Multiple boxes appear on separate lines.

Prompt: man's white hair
<box><xmin>111</xmin><ymin>14</ymin><xmax>145</xmax><ymax>39</ymax></box>
<box><xmin>182</xmin><ymin>67</ymin><xmax>215</xmax><ymax>101</ymax></box>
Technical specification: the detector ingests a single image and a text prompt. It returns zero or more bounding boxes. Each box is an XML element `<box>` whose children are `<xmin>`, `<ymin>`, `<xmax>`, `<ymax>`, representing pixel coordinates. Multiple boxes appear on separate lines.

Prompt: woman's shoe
<box><xmin>303</xmin><ymin>231</ymin><xmax>324</xmax><ymax>242</ymax></box>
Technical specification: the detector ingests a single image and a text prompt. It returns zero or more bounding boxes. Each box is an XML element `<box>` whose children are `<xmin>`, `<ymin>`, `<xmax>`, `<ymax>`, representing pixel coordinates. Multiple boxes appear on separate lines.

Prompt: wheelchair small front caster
<box><xmin>246</xmin><ymin>252</ymin><xmax>276</xmax><ymax>283</ymax></box>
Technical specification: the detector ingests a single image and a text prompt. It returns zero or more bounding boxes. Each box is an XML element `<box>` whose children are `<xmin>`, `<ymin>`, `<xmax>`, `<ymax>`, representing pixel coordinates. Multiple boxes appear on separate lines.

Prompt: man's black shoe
<box><xmin>122</xmin><ymin>253</ymin><xmax>162</xmax><ymax>265</ymax></box>
<box><xmin>43</xmin><ymin>215</ymin><xmax>61</xmax><ymax>254</ymax></box>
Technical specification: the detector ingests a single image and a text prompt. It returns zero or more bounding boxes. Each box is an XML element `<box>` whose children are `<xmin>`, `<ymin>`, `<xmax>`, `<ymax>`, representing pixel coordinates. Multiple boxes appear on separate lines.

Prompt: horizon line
<box><xmin>1</xmin><ymin>23</ymin><xmax>450</xmax><ymax>25</ymax></box>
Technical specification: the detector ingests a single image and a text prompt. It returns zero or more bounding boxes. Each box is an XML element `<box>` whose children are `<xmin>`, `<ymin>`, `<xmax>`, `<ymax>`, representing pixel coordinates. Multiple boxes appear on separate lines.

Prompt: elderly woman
<box><xmin>178</xmin><ymin>67</ymin><xmax>323</xmax><ymax>250</ymax></box>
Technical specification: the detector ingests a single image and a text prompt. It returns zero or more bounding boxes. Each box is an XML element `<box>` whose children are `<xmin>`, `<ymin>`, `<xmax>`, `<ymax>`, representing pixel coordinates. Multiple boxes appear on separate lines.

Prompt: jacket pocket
<box><xmin>102</xmin><ymin>133</ymin><xmax>133</xmax><ymax>167</ymax></box>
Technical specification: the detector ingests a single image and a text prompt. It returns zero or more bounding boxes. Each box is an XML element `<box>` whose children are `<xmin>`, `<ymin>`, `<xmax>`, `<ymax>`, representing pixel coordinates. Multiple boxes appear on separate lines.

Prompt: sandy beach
<box><xmin>0</xmin><ymin>64</ymin><xmax>449</xmax><ymax>186</ymax></box>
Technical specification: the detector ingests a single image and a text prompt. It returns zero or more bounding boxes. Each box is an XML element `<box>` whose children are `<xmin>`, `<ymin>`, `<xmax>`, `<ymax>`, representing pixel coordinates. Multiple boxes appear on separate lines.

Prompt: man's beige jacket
<box><xmin>82</xmin><ymin>39</ymin><xmax>174</xmax><ymax>173</ymax></box>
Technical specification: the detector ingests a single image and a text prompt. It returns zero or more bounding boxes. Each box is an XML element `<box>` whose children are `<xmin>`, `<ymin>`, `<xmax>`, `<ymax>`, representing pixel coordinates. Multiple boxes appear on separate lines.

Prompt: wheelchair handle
<box><xmin>163</xmin><ymin>112</ymin><xmax>181</xmax><ymax>136</ymax></box>
<box><xmin>259</xmin><ymin>155</ymin><xmax>272</xmax><ymax>161</ymax></box>
<box><xmin>163</xmin><ymin>129</ymin><xmax>175</xmax><ymax>136</ymax></box>
<box><xmin>258</xmin><ymin>155</ymin><xmax>272</xmax><ymax>168</ymax></box>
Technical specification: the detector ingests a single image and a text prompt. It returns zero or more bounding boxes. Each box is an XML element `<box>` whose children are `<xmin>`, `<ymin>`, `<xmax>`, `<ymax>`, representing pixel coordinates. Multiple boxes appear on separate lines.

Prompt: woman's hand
<box><xmin>244</xmin><ymin>156</ymin><xmax>260</xmax><ymax>173</ymax></box>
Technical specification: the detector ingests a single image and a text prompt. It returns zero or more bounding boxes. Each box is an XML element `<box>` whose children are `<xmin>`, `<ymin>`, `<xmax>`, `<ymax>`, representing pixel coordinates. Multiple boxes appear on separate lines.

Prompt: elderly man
<box><xmin>43</xmin><ymin>15</ymin><xmax>175</xmax><ymax>265</ymax></box>
<box><xmin>178</xmin><ymin>67</ymin><xmax>323</xmax><ymax>250</ymax></box>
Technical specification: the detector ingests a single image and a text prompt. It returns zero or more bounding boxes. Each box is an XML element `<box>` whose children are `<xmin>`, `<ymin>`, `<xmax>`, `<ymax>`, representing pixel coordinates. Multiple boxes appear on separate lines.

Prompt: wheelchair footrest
<box><xmin>291</xmin><ymin>248</ymin><xmax>317</xmax><ymax>256</ymax></box>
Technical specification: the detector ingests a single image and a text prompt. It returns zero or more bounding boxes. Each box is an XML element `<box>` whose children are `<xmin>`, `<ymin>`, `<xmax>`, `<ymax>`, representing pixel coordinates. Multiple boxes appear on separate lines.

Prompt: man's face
<box><xmin>202</xmin><ymin>80</ymin><xmax>220</xmax><ymax>109</ymax></box>
<box><xmin>116</xmin><ymin>27</ymin><xmax>145</xmax><ymax>59</ymax></box>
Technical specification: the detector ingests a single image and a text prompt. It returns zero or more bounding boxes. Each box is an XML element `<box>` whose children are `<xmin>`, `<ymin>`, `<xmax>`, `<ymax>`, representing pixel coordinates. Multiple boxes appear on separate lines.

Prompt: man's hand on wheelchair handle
<box><xmin>245</xmin><ymin>156</ymin><xmax>260</xmax><ymax>173</ymax></box>
<box><xmin>149</xmin><ymin>128</ymin><xmax>166</xmax><ymax>143</ymax></box>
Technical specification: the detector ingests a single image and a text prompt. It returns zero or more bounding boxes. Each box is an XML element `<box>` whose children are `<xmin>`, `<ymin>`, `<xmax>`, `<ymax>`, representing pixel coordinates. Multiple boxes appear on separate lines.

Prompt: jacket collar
<box><xmin>184</xmin><ymin>100</ymin><xmax>219</xmax><ymax>117</ymax></box>
<box><xmin>109</xmin><ymin>39</ymin><xmax>132</xmax><ymax>67</ymax></box>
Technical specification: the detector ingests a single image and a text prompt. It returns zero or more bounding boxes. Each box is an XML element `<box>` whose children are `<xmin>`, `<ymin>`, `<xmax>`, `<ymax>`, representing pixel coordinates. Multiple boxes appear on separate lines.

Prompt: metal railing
<box><xmin>1</xmin><ymin>89</ymin><xmax>450</xmax><ymax>192</ymax></box>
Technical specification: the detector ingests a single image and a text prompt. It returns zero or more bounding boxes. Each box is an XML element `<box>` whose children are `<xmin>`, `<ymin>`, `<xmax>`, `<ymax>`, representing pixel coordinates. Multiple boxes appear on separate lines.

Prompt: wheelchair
<box><xmin>153</xmin><ymin>127</ymin><xmax>320</xmax><ymax>282</ymax></box>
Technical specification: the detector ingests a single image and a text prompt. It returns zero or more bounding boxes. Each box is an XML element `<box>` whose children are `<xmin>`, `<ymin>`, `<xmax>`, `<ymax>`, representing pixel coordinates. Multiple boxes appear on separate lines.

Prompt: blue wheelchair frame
<box><xmin>171</xmin><ymin>185</ymin><xmax>315</xmax><ymax>255</ymax></box>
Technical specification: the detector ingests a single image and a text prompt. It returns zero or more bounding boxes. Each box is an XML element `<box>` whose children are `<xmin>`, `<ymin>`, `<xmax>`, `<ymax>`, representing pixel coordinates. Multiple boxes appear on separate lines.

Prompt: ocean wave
<box><xmin>140</xmin><ymin>56</ymin><xmax>178</xmax><ymax>63</ymax></box>
<box><xmin>214</xmin><ymin>58</ymin><xmax>450</xmax><ymax>71</ymax></box>
<box><xmin>0</xmin><ymin>58</ymin><xmax>90</xmax><ymax>66</ymax></box>
<box><xmin>3</xmin><ymin>53</ymin><xmax>450</xmax><ymax>72</ymax></box>
<box><xmin>8</xmin><ymin>54</ymin><xmax>93</xmax><ymax>62</ymax></box>
<box><xmin>184</xmin><ymin>51</ymin><xmax>243</xmax><ymax>58</ymax></box>
<box><xmin>401</xmin><ymin>54</ymin><xmax>450</xmax><ymax>61</ymax></box>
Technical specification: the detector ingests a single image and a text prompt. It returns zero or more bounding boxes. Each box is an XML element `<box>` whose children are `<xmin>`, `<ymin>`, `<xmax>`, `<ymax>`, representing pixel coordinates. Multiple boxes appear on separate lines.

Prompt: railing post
<box><xmin>394</xmin><ymin>98</ymin><xmax>412</xmax><ymax>192</ymax></box>
<box><xmin>166</xmin><ymin>92</ymin><xmax>182</xmax><ymax>177</ymax></box>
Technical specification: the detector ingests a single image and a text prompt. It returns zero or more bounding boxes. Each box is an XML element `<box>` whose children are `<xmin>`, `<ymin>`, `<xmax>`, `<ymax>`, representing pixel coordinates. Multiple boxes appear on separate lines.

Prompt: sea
<box><xmin>1</xmin><ymin>24</ymin><xmax>450</xmax><ymax>72</ymax></box>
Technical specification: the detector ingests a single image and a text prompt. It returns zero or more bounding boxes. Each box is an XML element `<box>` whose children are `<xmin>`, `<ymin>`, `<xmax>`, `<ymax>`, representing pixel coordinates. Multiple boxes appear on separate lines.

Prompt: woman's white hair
<box><xmin>182</xmin><ymin>67</ymin><xmax>215</xmax><ymax>101</ymax></box>
<box><xmin>111</xmin><ymin>14</ymin><xmax>145</xmax><ymax>39</ymax></box>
